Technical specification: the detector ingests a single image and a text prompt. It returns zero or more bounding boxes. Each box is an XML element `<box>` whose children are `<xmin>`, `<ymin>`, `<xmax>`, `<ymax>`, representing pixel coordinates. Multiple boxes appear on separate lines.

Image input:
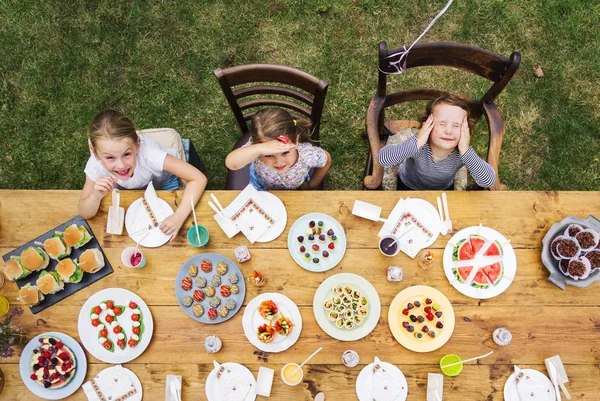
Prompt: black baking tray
<box><xmin>2</xmin><ymin>216</ymin><xmax>113</xmax><ymax>314</ymax></box>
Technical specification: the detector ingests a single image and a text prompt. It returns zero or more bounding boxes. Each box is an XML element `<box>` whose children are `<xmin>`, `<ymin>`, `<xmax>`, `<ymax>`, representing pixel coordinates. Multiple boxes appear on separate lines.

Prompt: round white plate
<box><xmin>255</xmin><ymin>192</ymin><xmax>287</xmax><ymax>242</ymax></box>
<box><xmin>19</xmin><ymin>332</ymin><xmax>87</xmax><ymax>400</ymax></box>
<box><xmin>125</xmin><ymin>197</ymin><xmax>174</xmax><ymax>247</ymax></box>
<box><xmin>205</xmin><ymin>362</ymin><xmax>256</xmax><ymax>401</ymax></box>
<box><xmin>313</xmin><ymin>273</ymin><xmax>381</xmax><ymax>341</ymax></box>
<box><xmin>382</xmin><ymin>198</ymin><xmax>441</xmax><ymax>248</ymax></box>
<box><xmin>356</xmin><ymin>361</ymin><xmax>408</xmax><ymax>401</ymax></box>
<box><xmin>78</xmin><ymin>288</ymin><xmax>154</xmax><ymax>364</ymax></box>
<box><xmin>242</xmin><ymin>293</ymin><xmax>302</xmax><ymax>353</ymax></box>
<box><xmin>287</xmin><ymin>213</ymin><xmax>347</xmax><ymax>272</ymax></box>
<box><xmin>92</xmin><ymin>366</ymin><xmax>143</xmax><ymax>400</ymax></box>
<box><xmin>504</xmin><ymin>369</ymin><xmax>555</xmax><ymax>401</ymax></box>
<box><xmin>442</xmin><ymin>226</ymin><xmax>517</xmax><ymax>299</ymax></box>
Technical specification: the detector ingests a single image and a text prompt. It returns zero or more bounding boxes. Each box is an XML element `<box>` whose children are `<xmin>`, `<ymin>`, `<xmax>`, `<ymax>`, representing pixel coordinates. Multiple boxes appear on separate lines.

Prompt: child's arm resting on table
<box><xmin>301</xmin><ymin>150</ymin><xmax>332</xmax><ymax>190</ymax></box>
<box><xmin>159</xmin><ymin>154</ymin><xmax>208</xmax><ymax>237</ymax></box>
<box><xmin>225</xmin><ymin>141</ymin><xmax>296</xmax><ymax>170</ymax></box>
<box><xmin>78</xmin><ymin>176</ymin><xmax>117</xmax><ymax>219</ymax></box>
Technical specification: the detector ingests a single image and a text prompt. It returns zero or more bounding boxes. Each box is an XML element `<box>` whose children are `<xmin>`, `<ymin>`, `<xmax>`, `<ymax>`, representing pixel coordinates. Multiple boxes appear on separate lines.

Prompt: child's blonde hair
<box><xmin>422</xmin><ymin>95</ymin><xmax>474</xmax><ymax>131</ymax></box>
<box><xmin>249</xmin><ymin>108</ymin><xmax>314</xmax><ymax>145</ymax></box>
<box><xmin>88</xmin><ymin>110</ymin><xmax>138</xmax><ymax>151</ymax></box>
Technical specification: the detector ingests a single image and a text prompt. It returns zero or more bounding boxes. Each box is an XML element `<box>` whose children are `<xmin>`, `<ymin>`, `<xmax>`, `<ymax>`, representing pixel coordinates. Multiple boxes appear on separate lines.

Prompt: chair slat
<box><xmin>233</xmin><ymin>85</ymin><xmax>314</xmax><ymax>106</ymax></box>
<box><xmin>220</xmin><ymin>64</ymin><xmax>323</xmax><ymax>95</ymax></box>
<box><xmin>239</xmin><ymin>99</ymin><xmax>311</xmax><ymax>118</ymax></box>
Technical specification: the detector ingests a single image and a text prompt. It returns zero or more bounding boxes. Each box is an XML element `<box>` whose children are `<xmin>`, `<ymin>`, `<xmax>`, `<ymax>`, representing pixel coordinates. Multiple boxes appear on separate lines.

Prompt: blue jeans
<box><xmin>159</xmin><ymin>174</ymin><xmax>180</xmax><ymax>190</ymax></box>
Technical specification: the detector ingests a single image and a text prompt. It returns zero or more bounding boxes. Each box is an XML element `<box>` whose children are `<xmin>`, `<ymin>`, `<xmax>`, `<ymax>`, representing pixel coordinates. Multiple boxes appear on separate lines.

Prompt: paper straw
<box><xmin>292</xmin><ymin>347</ymin><xmax>323</xmax><ymax>375</ymax></box>
<box><xmin>190</xmin><ymin>196</ymin><xmax>201</xmax><ymax>246</ymax></box>
<box><xmin>441</xmin><ymin>351</ymin><xmax>494</xmax><ymax>369</ymax></box>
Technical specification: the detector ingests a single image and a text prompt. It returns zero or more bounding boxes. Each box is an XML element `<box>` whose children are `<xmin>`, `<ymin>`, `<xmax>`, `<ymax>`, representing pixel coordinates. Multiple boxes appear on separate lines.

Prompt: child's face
<box><xmin>260</xmin><ymin>148</ymin><xmax>299</xmax><ymax>174</ymax></box>
<box><xmin>92</xmin><ymin>138</ymin><xmax>139</xmax><ymax>180</ymax></box>
<box><xmin>429</xmin><ymin>104</ymin><xmax>467</xmax><ymax>151</ymax></box>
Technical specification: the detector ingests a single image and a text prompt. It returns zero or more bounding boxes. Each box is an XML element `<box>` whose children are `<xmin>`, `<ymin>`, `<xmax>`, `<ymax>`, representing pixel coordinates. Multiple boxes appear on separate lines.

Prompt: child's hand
<box><xmin>416</xmin><ymin>114</ymin><xmax>435</xmax><ymax>148</ymax></box>
<box><xmin>91</xmin><ymin>176</ymin><xmax>117</xmax><ymax>200</ymax></box>
<box><xmin>160</xmin><ymin>213</ymin><xmax>186</xmax><ymax>239</ymax></box>
<box><xmin>258</xmin><ymin>140</ymin><xmax>296</xmax><ymax>156</ymax></box>
<box><xmin>458</xmin><ymin>117</ymin><xmax>471</xmax><ymax>155</ymax></box>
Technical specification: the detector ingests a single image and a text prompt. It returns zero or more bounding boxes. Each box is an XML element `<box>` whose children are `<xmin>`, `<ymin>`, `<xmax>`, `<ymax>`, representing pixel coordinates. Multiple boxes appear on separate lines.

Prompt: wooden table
<box><xmin>1</xmin><ymin>190</ymin><xmax>600</xmax><ymax>400</ymax></box>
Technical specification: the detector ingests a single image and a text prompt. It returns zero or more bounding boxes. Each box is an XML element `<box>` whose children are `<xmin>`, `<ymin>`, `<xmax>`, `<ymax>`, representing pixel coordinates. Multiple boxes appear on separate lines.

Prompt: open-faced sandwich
<box><xmin>17</xmin><ymin>284</ymin><xmax>45</xmax><ymax>306</ymax></box>
<box><xmin>257</xmin><ymin>322</ymin><xmax>275</xmax><ymax>343</ymax></box>
<box><xmin>36</xmin><ymin>270</ymin><xmax>65</xmax><ymax>295</ymax></box>
<box><xmin>258</xmin><ymin>300</ymin><xmax>278</xmax><ymax>321</ymax></box>
<box><xmin>78</xmin><ymin>248</ymin><xmax>105</xmax><ymax>274</ymax></box>
<box><xmin>2</xmin><ymin>258</ymin><xmax>32</xmax><ymax>281</ymax></box>
<box><xmin>43</xmin><ymin>235</ymin><xmax>72</xmax><ymax>260</ymax></box>
<box><xmin>56</xmin><ymin>258</ymin><xmax>84</xmax><ymax>284</ymax></box>
<box><xmin>20</xmin><ymin>247</ymin><xmax>50</xmax><ymax>273</ymax></box>
<box><xmin>61</xmin><ymin>224</ymin><xmax>92</xmax><ymax>249</ymax></box>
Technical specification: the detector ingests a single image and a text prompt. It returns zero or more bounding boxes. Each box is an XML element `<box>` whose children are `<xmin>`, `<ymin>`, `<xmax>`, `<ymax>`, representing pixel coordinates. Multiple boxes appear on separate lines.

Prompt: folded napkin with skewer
<box><xmin>371</xmin><ymin>357</ymin><xmax>403</xmax><ymax>401</ymax></box>
<box><xmin>213</xmin><ymin>361</ymin><xmax>254</xmax><ymax>401</ymax></box>
<box><xmin>82</xmin><ymin>365</ymin><xmax>140</xmax><ymax>401</ymax></box>
<box><xmin>378</xmin><ymin>198</ymin><xmax>432</xmax><ymax>258</ymax></box>
<box><xmin>129</xmin><ymin>182</ymin><xmax>172</xmax><ymax>241</ymax></box>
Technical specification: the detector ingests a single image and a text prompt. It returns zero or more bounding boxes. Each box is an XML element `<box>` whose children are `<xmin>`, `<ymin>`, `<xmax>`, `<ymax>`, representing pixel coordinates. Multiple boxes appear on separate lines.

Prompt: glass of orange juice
<box><xmin>281</xmin><ymin>363</ymin><xmax>303</xmax><ymax>386</ymax></box>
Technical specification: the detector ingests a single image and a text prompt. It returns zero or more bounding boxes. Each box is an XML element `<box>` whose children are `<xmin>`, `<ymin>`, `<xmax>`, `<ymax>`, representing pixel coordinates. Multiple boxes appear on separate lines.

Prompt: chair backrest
<box><xmin>214</xmin><ymin>64</ymin><xmax>329</xmax><ymax>140</ymax></box>
<box><xmin>377</xmin><ymin>42</ymin><xmax>520</xmax><ymax>122</ymax></box>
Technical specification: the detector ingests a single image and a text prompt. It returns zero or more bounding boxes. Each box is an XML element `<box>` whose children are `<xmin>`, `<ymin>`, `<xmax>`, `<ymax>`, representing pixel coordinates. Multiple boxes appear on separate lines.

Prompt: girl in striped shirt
<box><xmin>378</xmin><ymin>95</ymin><xmax>495</xmax><ymax>190</ymax></box>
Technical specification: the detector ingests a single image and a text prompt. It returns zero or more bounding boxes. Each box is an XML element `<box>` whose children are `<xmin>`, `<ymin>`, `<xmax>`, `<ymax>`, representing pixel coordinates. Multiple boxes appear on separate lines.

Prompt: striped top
<box><xmin>377</xmin><ymin>136</ymin><xmax>496</xmax><ymax>189</ymax></box>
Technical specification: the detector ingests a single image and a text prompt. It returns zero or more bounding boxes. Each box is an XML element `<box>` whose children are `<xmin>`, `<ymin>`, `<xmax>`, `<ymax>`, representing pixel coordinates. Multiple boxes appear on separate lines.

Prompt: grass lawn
<box><xmin>1</xmin><ymin>0</ymin><xmax>599</xmax><ymax>191</ymax></box>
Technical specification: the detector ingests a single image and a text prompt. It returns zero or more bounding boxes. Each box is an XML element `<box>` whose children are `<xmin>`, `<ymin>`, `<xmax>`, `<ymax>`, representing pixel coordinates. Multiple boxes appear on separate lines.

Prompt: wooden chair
<box><xmin>364</xmin><ymin>42</ymin><xmax>521</xmax><ymax>191</ymax></box>
<box><xmin>214</xmin><ymin>64</ymin><xmax>329</xmax><ymax>190</ymax></box>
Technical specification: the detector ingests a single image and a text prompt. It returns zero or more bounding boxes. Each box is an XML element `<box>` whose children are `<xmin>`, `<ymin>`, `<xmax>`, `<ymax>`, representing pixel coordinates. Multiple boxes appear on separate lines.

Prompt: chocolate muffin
<box><xmin>565</xmin><ymin>224</ymin><xmax>583</xmax><ymax>237</ymax></box>
<box><xmin>550</xmin><ymin>236</ymin><xmax>564</xmax><ymax>260</ymax></box>
<box><xmin>584</xmin><ymin>250</ymin><xmax>600</xmax><ymax>270</ymax></box>
<box><xmin>575</xmin><ymin>230</ymin><xmax>598</xmax><ymax>250</ymax></box>
<box><xmin>567</xmin><ymin>257</ymin><xmax>591</xmax><ymax>280</ymax></box>
<box><xmin>559</xmin><ymin>259</ymin><xmax>570</xmax><ymax>274</ymax></box>
<box><xmin>557</xmin><ymin>238</ymin><xmax>580</xmax><ymax>259</ymax></box>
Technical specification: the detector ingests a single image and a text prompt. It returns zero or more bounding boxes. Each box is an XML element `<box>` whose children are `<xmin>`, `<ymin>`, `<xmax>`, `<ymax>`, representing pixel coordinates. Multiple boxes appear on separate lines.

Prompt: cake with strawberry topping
<box><xmin>29</xmin><ymin>336</ymin><xmax>76</xmax><ymax>389</ymax></box>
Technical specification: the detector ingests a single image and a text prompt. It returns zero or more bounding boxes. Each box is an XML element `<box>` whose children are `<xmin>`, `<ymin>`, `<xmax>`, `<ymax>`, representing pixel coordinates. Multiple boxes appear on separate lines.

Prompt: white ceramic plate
<box><xmin>313</xmin><ymin>273</ymin><xmax>381</xmax><ymax>341</ymax></box>
<box><xmin>442</xmin><ymin>226</ymin><xmax>517</xmax><ymax>299</ymax></box>
<box><xmin>91</xmin><ymin>366</ymin><xmax>143</xmax><ymax>400</ymax></box>
<box><xmin>125</xmin><ymin>197</ymin><xmax>174</xmax><ymax>247</ymax></box>
<box><xmin>287</xmin><ymin>213</ymin><xmax>347</xmax><ymax>272</ymax></box>
<box><xmin>242</xmin><ymin>293</ymin><xmax>302</xmax><ymax>353</ymax></box>
<box><xmin>504</xmin><ymin>369</ymin><xmax>555</xmax><ymax>401</ymax></box>
<box><xmin>379</xmin><ymin>198</ymin><xmax>441</xmax><ymax>248</ymax></box>
<box><xmin>205</xmin><ymin>362</ymin><xmax>256</xmax><ymax>401</ymax></box>
<box><xmin>19</xmin><ymin>332</ymin><xmax>87</xmax><ymax>400</ymax></box>
<box><xmin>77</xmin><ymin>288</ymin><xmax>154</xmax><ymax>364</ymax></box>
<box><xmin>255</xmin><ymin>192</ymin><xmax>287</xmax><ymax>242</ymax></box>
<box><xmin>356</xmin><ymin>361</ymin><xmax>408</xmax><ymax>401</ymax></box>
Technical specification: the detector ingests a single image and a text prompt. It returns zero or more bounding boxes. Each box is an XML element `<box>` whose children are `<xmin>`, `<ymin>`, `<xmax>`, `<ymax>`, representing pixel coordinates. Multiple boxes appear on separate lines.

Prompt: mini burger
<box><xmin>56</xmin><ymin>258</ymin><xmax>84</xmax><ymax>284</ymax></box>
<box><xmin>17</xmin><ymin>284</ymin><xmax>45</xmax><ymax>306</ymax></box>
<box><xmin>78</xmin><ymin>248</ymin><xmax>105</xmax><ymax>274</ymax></box>
<box><xmin>19</xmin><ymin>247</ymin><xmax>50</xmax><ymax>272</ymax></box>
<box><xmin>2</xmin><ymin>258</ymin><xmax>32</xmax><ymax>281</ymax></box>
<box><xmin>36</xmin><ymin>271</ymin><xmax>65</xmax><ymax>295</ymax></box>
<box><xmin>62</xmin><ymin>224</ymin><xmax>92</xmax><ymax>249</ymax></box>
<box><xmin>43</xmin><ymin>235</ymin><xmax>72</xmax><ymax>260</ymax></box>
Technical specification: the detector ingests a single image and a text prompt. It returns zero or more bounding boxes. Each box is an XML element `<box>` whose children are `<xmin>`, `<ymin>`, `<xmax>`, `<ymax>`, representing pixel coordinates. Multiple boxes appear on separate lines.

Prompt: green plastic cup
<box><xmin>188</xmin><ymin>224</ymin><xmax>209</xmax><ymax>247</ymax></box>
<box><xmin>440</xmin><ymin>354</ymin><xmax>463</xmax><ymax>376</ymax></box>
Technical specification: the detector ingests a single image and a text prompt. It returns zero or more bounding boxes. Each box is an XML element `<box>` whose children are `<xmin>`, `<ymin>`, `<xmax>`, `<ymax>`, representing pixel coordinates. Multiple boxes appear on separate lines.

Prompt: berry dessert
<box><xmin>29</xmin><ymin>336</ymin><xmax>76</xmax><ymax>389</ymax></box>
<box><xmin>399</xmin><ymin>297</ymin><xmax>444</xmax><ymax>341</ymax></box>
<box><xmin>550</xmin><ymin>223</ymin><xmax>600</xmax><ymax>280</ymax></box>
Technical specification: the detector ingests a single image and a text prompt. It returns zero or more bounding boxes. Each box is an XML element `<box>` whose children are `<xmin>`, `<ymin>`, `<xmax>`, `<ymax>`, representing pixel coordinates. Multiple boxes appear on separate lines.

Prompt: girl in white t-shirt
<box><xmin>78</xmin><ymin>110</ymin><xmax>207</xmax><ymax>237</ymax></box>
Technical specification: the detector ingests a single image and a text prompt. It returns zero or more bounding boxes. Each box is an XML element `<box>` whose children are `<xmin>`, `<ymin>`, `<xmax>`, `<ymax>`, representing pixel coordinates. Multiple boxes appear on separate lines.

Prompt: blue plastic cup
<box><xmin>188</xmin><ymin>225</ymin><xmax>209</xmax><ymax>247</ymax></box>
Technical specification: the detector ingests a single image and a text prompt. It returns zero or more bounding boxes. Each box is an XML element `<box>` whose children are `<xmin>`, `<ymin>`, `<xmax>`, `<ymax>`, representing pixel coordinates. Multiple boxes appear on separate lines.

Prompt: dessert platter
<box><xmin>2</xmin><ymin>215</ymin><xmax>113</xmax><ymax>314</ymax></box>
<box><xmin>388</xmin><ymin>285</ymin><xmax>455</xmax><ymax>353</ymax></box>
<box><xmin>19</xmin><ymin>332</ymin><xmax>87</xmax><ymax>400</ymax></box>
<box><xmin>443</xmin><ymin>225</ymin><xmax>517</xmax><ymax>299</ymax></box>
<box><xmin>356</xmin><ymin>359</ymin><xmax>408</xmax><ymax>401</ymax></box>
<box><xmin>175</xmin><ymin>253</ymin><xmax>246</xmax><ymax>324</ymax></box>
<box><xmin>541</xmin><ymin>215</ymin><xmax>600</xmax><ymax>289</ymax></box>
<box><xmin>313</xmin><ymin>273</ymin><xmax>380</xmax><ymax>341</ymax></box>
<box><xmin>242</xmin><ymin>293</ymin><xmax>302</xmax><ymax>353</ymax></box>
<box><xmin>503</xmin><ymin>367</ymin><xmax>556</xmax><ymax>401</ymax></box>
<box><xmin>287</xmin><ymin>213</ymin><xmax>347</xmax><ymax>272</ymax></box>
<box><xmin>77</xmin><ymin>288</ymin><xmax>154</xmax><ymax>364</ymax></box>
<box><xmin>205</xmin><ymin>362</ymin><xmax>256</xmax><ymax>401</ymax></box>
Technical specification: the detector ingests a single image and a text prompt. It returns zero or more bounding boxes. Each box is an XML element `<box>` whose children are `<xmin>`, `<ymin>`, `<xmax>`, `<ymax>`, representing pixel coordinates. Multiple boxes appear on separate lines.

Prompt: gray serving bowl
<box><xmin>541</xmin><ymin>215</ymin><xmax>600</xmax><ymax>289</ymax></box>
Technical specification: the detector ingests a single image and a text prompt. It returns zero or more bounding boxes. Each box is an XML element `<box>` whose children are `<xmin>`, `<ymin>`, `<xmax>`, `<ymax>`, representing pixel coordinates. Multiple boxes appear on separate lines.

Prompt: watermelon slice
<box><xmin>452</xmin><ymin>239</ymin><xmax>474</xmax><ymax>261</ymax></box>
<box><xmin>453</xmin><ymin>266</ymin><xmax>473</xmax><ymax>283</ymax></box>
<box><xmin>469</xmin><ymin>235</ymin><xmax>487</xmax><ymax>256</ymax></box>
<box><xmin>481</xmin><ymin>262</ymin><xmax>504</xmax><ymax>285</ymax></box>
<box><xmin>453</xmin><ymin>266</ymin><xmax>492</xmax><ymax>289</ymax></box>
<box><xmin>483</xmin><ymin>240</ymin><xmax>503</xmax><ymax>257</ymax></box>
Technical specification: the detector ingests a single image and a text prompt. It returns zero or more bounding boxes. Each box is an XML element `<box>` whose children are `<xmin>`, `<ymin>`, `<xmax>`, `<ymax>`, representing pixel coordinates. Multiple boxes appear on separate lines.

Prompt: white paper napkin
<box><xmin>82</xmin><ymin>365</ymin><xmax>140</xmax><ymax>401</ymax></box>
<box><xmin>371</xmin><ymin>357</ymin><xmax>403</xmax><ymax>401</ymax></box>
<box><xmin>214</xmin><ymin>361</ymin><xmax>253</xmax><ymax>401</ymax></box>
<box><xmin>427</xmin><ymin>373</ymin><xmax>443</xmax><ymax>401</ymax></box>
<box><xmin>516</xmin><ymin>368</ymin><xmax>550</xmax><ymax>400</ymax></box>
<box><xmin>378</xmin><ymin>198</ymin><xmax>433</xmax><ymax>258</ymax></box>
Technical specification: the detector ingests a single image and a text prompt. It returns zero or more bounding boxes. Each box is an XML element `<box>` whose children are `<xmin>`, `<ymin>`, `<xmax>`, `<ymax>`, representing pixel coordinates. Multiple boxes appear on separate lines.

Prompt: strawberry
<box><xmin>424</xmin><ymin>306</ymin><xmax>432</xmax><ymax>313</ymax></box>
<box><xmin>312</xmin><ymin>244</ymin><xmax>319</xmax><ymax>252</ymax></box>
<box><xmin>58</xmin><ymin>352</ymin><xmax>70</xmax><ymax>361</ymax></box>
<box><xmin>436</xmin><ymin>321</ymin><xmax>444</xmax><ymax>329</ymax></box>
<box><xmin>30</xmin><ymin>374</ymin><xmax>37</xmax><ymax>380</ymax></box>
<box><xmin>328</xmin><ymin>242</ymin><xmax>335</xmax><ymax>250</ymax></box>
<box><xmin>55</xmin><ymin>342</ymin><xmax>63</xmax><ymax>349</ymax></box>
<box><xmin>426</xmin><ymin>313</ymin><xmax>434</xmax><ymax>321</ymax></box>
<box><xmin>421</xmin><ymin>325</ymin><xmax>429</xmax><ymax>333</ymax></box>
<box><xmin>402</xmin><ymin>308</ymin><xmax>409</xmax><ymax>315</ymax></box>
<box><xmin>425</xmin><ymin>298</ymin><xmax>432</xmax><ymax>304</ymax></box>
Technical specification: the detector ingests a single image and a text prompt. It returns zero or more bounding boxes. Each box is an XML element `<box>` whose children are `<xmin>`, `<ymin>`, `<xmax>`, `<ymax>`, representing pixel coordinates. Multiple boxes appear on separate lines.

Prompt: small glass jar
<box><xmin>418</xmin><ymin>250</ymin><xmax>436</xmax><ymax>270</ymax></box>
<box><xmin>247</xmin><ymin>270</ymin><xmax>266</xmax><ymax>287</ymax></box>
